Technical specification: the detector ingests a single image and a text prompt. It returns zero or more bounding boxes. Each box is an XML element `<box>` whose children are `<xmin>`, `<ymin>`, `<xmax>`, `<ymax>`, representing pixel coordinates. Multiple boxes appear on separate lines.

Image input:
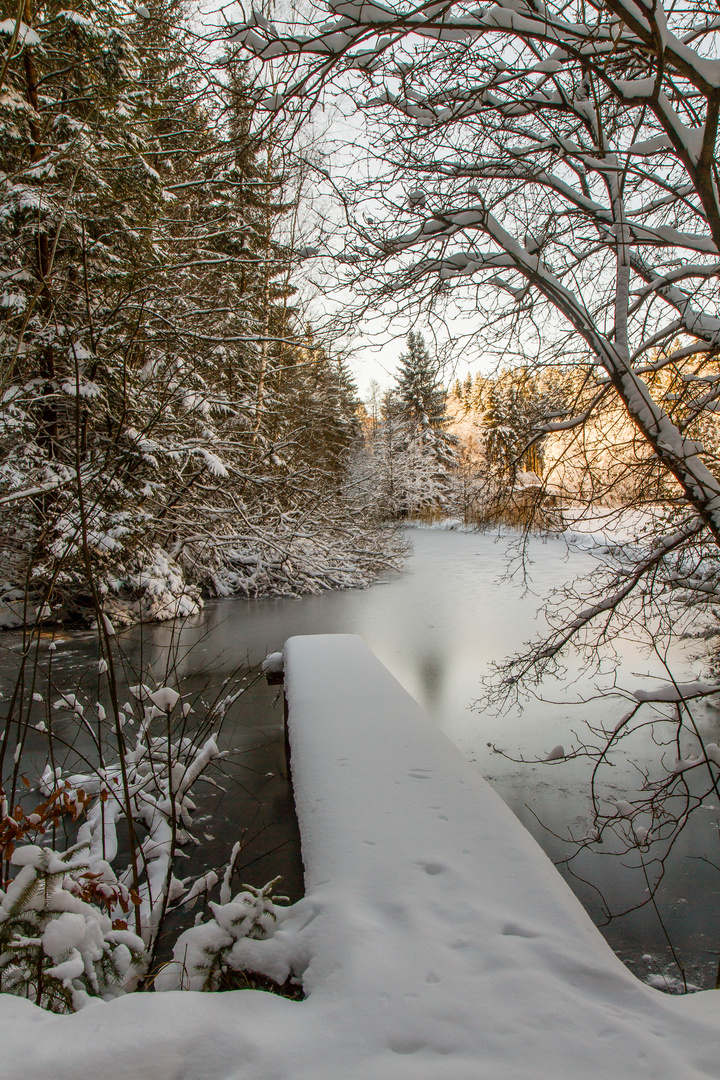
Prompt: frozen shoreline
<box><xmin>2</xmin><ymin>633</ymin><xmax>720</xmax><ymax>1079</ymax></box>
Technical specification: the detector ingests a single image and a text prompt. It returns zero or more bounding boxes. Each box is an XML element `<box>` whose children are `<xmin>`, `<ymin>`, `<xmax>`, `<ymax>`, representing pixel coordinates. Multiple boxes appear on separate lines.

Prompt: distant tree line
<box><xmin>357</xmin><ymin>336</ymin><xmax>720</xmax><ymax>529</ymax></box>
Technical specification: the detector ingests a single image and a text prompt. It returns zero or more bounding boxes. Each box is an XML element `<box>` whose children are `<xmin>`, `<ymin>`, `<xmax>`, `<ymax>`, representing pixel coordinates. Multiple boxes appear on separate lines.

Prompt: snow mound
<box><xmin>261</xmin><ymin>650</ymin><xmax>284</xmax><ymax>674</ymax></box>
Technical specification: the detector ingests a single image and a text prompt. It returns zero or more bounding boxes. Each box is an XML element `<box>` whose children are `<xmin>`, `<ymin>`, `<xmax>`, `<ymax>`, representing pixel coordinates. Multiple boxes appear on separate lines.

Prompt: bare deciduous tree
<box><xmin>232</xmin><ymin>0</ymin><xmax>720</xmax><ymax>977</ymax></box>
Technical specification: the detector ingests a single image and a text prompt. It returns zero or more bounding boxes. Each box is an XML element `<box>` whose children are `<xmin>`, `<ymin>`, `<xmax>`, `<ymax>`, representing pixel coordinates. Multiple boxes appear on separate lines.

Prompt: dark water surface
<box><xmin>4</xmin><ymin>526</ymin><xmax>720</xmax><ymax>988</ymax></box>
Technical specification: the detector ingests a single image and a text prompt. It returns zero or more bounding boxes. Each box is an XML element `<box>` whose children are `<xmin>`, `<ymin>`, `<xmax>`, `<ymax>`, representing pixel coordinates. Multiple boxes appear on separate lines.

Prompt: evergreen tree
<box><xmin>479</xmin><ymin>368</ymin><xmax>561</xmax><ymax>482</ymax></box>
<box><xmin>0</xmin><ymin>0</ymin><xmax>172</xmax><ymax>616</ymax></box>
<box><xmin>364</xmin><ymin>331</ymin><xmax>458</xmax><ymax>517</ymax></box>
<box><xmin>393</xmin><ymin>332</ymin><xmax>457</xmax><ymax>471</ymax></box>
<box><xmin>357</xmin><ymin>354</ymin><xmax>457</xmax><ymax>521</ymax></box>
<box><xmin>360</xmin><ymin>406</ymin><xmax>445</xmax><ymax>520</ymax></box>
<box><xmin>395</xmin><ymin>332</ymin><xmax>447</xmax><ymax>434</ymax></box>
<box><xmin>291</xmin><ymin>345</ymin><xmax>360</xmax><ymax>483</ymax></box>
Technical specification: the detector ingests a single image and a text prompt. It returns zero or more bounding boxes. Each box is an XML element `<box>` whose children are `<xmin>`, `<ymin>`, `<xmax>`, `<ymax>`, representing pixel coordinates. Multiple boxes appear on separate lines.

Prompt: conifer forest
<box><xmin>0</xmin><ymin>0</ymin><xmax>400</xmax><ymax>630</ymax></box>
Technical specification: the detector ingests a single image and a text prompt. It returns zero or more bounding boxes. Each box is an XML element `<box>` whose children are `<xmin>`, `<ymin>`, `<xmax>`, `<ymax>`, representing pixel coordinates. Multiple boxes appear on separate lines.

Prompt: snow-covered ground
<box><xmin>2</xmin><ymin>633</ymin><xmax>720</xmax><ymax>1079</ymax></box>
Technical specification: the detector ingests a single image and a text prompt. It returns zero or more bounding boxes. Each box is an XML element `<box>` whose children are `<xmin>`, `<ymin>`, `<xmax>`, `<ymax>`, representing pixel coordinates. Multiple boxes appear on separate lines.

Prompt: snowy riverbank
<box><xmin>2</xmin><ymin>633</ymin><xmax>720</xmax><ymax>1079</ymax></box>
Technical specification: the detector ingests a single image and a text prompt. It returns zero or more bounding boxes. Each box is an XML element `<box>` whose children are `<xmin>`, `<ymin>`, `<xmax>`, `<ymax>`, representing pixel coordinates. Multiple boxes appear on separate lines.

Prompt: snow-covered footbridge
<box><xmin>2</xmin><ymin>634</ymin><xmax>720</xmax><ymax>1079</ymax></box>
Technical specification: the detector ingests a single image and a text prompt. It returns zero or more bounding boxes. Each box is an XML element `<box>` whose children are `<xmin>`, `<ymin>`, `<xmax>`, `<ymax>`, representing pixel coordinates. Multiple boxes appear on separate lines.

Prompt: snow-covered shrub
<box><xmin>40</xmin><ymin>688</ymin><xmax>228</xmax><ymax>946</ymax></box>
<box><xmin>155</xmin><ymin>878</ymin><xmax>289</xmax><ymax>992</ymax></box>
<box><xmin>0</xmin><ymin>843</ymin><xmax>146</xmax><ymax>1012</ymax></box>
<box><xmin>104</xmin><ymin>547</ymin><xmax>203</xmax><ymax>626</ymax></box>
<box><xmin>0</xmin><ymin>676</ymin><xmax>261</xmax><ymax>1012</ymax></box>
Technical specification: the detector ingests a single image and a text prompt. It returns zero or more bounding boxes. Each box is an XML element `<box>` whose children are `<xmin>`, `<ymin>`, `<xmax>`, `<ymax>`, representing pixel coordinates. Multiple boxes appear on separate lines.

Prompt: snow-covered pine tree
<box><xmin>396</xmin><ymin>332</ymin><xmax>446</xmax><ymax>429</ymax></box>
<box><xmin>479</xmin><ymin>368</ymin><xmax>554</xmax><ymax>481</ymax></box>
<box><xmin>371</xmin><ymin>331</ymin><xmax>457</xmax><ymax>516</ymax></box>
<box><xmin>394</xmin><ymin>331</ymin><xmax>457</xmax><ymax>467</ymax></box>
<box><xmin>359</xmin><ymin>388</ymin><xmax>449</xmax><ymax>520</ymax></box>
<box><xmin>284</xmin><ymin>333</ymin><xmax>361</xmax><ymax>484</ymax></box>
<box><xmin>0</xmin><ymin>0</ymin><xmax>179</xmax><ymax>621</ymax></box>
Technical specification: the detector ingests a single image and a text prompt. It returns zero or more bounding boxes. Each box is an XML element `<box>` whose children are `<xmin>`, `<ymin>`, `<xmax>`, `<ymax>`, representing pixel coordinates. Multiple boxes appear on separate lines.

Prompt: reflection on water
<box><xmin>4</xmin><ymin>525</ymin><xmax>720</xmax><ymax>986</ymax></box>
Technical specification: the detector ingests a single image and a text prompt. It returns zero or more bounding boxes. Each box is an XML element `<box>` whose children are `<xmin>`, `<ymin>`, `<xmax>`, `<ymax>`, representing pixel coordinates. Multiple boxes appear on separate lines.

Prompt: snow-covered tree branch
<box><xmin>231</xmin><ymin>0</ymin><xmax>720</xmax><ymax>542</ymax></box>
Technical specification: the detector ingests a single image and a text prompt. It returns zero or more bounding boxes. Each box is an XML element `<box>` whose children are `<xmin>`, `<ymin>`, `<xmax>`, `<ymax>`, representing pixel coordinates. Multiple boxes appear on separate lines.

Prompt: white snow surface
<box><xmin>261</xmin><ymin>650</ymin><xmax>284</xmax><ymax>673</ymax></box>
<box><xmin>2</xmin><ymin>633</ymin><xmax>720</xmax><ymax>1078</ymax></box>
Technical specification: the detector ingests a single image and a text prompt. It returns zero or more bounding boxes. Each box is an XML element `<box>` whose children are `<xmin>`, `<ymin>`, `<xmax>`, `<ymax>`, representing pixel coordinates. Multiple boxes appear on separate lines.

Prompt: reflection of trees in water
<box><xmin>416</xmin><ymin>651</ymin><xmax>446</xmax><ymax>718</ymax></box>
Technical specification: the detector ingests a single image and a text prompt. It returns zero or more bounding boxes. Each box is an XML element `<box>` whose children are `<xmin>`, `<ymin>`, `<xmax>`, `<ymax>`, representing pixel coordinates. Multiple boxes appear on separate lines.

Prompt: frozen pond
<box><xmin>5</xmin><ymin>525</ymin><xmax>720</xmax><ymax>987</ymax></box>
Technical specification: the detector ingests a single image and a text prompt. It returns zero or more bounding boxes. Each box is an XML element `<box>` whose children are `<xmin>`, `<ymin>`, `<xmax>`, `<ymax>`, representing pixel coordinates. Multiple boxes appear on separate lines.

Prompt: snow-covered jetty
<box><xmin>2</xmin><ymin>633</ymin><xmax>720</xmax><ymax>1079</ymax></box>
